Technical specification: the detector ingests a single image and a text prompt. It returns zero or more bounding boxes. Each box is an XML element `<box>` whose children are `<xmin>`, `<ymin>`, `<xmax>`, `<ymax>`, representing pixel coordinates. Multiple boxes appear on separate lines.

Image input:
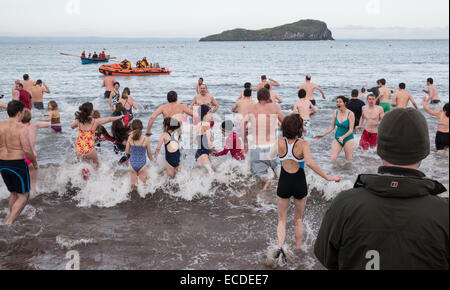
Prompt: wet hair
<box><xmin>306</xmin><ymin>74</ymin><xmax>312</xmax><ymax>81</ymax></box>
<box><xmin>264</xmin><ymin>84</ymin><xmax>271</xmax><ymax>90</ymax></box>
<box><xmin>167</xmin><ymin>91</ymin><xmax>178</xmax><ymax>103</ymax></box>
<box><xmin>261</xmin><ymin>75</ymin><xmax>267</xmax><ymax>81</ymax></box>
<box><xmin>21</xmin><ymin>109</ymin><xmax>32</xmax><ymax>123</ymax></box>
<box><xmin>48</xmin><ymin>101</ymin><xmax>58</xmax><ymax>110</ymax></box>
<box><xmin>23</xmin><ymin>74</ymin><xmax>29</xmax><ymax>81</ymax></box>
<box><xmin>18</xmin><ymin>83</ymin><xmax>23</xmax><ymax>88</ymax></box>
<box><xmin>199</xmin><ymin>104</ymin><xmax>211</xmax><ymax>121</ymax></box>
<box><xmin>367</xmin><ymin>94</ymin><xmax>376</xmax><ymax>100</ymax></box>
<box><xmin>36</xmin><ymin>79</ymin><xmax>42</xmax><ymax>85</ymax></box>
<box><xmin>221</xmin><ymin>120</ymin><xmax>234</xmax><ymax>133</ymax></box>
<box><xmin>7</xmin><ymin>100</ymin><xmax>25</xmax><ymax>117</ymax></box>
<box><xmin>380</xmin><ymin>79</ymin><xmax>386</xmax><ymax>86</ymax></box>
<box><xmin>121</xmin><ymin>89</ymin><xmax>129</xmax><ymax>99</ymax></box>
<box><xmin>377</xmin><ymin>79</ymin><xmax>382</xmax><ymax>85</ymax></box>
<box><xmin>75</xmin><ymin>102</ymin><xmax>93</xmax><ymax>124</ymax></box>
<box><xmin>361</xmin><ymin>88</ymin><xmax>366</xmax><ymax>93</ymax></box>
<box><xmin>113</xmin><ymin>82</ymin><xmax>120</xmax><ymax>87</ymax></box>
<box><xmin>444</xmin><ymin>103</ymin><xmax>449</xmax><ymax>118</ymax></box>
<box><xmin>427</xmin><ymin>78</ymin><xmax>434</xmax><ymax>84</ymax></box>
<box><xmin>244</xmin><ymin>82</ymin><xmax>251</xmax><ymax>89</ymax></box>
<box><xmin>336</xmin><ymin>96</ymin><xmax>349</xmax><ymax>104</ymax></box>
<box><xmin>298</xmin><ymin>89</ymin><xmax>307</xmax><ymax>99</ymax></box>
<box><xmin>399</xmin><ymin>83</ymin><xmax>406</xmax><ymax>90</ymax></box>
<box><xmin>163</xmin><ymin>117</ymin><xmax>181</xmax><ymax>132</ymax></box>
<box><xmin>131</xmin><ymin>119</ymin><xmax>143</xmax><ymax>141</ymax></box>
<box><xmin>112</xmin><ymin>119</ymin><xmax>129</xmax><ymax>143</ymax></box>
<box><xmin>115</xmin><ymin>103</ymin><xmax>124</xmax><ymax>114</ymax></box>
<box><xmin>281</xmin><ymin>114</ymin><xmax>303</xmax><ymax>139</ymax></box>
<box><xmin>257</xmin><ymin>88</ymin><xmax>271</xmax><ymax>102</ymax></box>
<box><xmin>351</xmin><ymin>89</ymin><xmax>359</xmax><ymax>98</ymax></box>
<box><xmin>243</xmin><ymin>88</ymin><xmax>252</xmax><ymax>97</ymax></box>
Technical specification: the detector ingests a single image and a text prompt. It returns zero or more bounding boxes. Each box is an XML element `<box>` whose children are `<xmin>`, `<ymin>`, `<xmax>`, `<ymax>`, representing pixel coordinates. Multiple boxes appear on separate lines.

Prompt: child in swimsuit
<box><xmin>212</xmin><ymin>121</ymin><xmax>245</xmax><ymax>161</ymax></box>
<box><xmin>38</xmin><ymin>101</ymin><xmax>62</xmax><ymax>133</ymax></box>
<box><xmin>125</xmin><ymin>120</ymin><xmax>154</xmax><ymax>188</ymax></box>
<box><xmin>155</xmin><ymin>118</ymin><xmax>182</xmax><ymax>178</ymax></box>
<box><xmin>195</xmin><ymin>105</ymin><xmax>215</xmax><ymax>168</ymax></box>
<box><xmin>71</xmin><ymin>102</ymin><xmax>124</xmax><ymax>168</ymax></box>
<box><xmin>274</xmin><ymin>114</ymin><xmax>340</xmax><ymax>260</ymax></box>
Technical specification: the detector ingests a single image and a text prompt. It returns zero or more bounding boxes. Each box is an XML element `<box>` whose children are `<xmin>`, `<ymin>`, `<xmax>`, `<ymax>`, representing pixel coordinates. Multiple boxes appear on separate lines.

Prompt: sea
<box><xmin>0</xmin><ymin>38</ymin><xmax>448</xmax><ymax>270</ymax></box>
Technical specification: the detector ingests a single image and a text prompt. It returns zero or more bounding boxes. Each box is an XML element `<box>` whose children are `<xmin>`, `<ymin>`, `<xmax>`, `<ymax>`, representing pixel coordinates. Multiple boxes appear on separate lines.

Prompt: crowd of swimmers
<box><xmin>0</xmin><ymin>73</ymin><xmax>449</xmax><ymax>270</ymax></box>
<box><xmin>81</xmin><ymin>51</ymin><xmax>107</xmax><ymax>60</ymax></box>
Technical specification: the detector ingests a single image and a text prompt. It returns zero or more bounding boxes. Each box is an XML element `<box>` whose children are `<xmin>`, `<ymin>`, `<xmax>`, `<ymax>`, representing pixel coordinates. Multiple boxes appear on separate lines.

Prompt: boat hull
<box><xmin>81</xmin><ymin>57</ymin><xmax>110</xmax><ymax>65</ymax></box>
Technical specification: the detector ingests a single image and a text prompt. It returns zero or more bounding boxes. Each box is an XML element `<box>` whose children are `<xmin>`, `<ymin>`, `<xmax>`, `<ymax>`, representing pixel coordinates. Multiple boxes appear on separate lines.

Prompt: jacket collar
<box><xmin>354</xmin><ymin>167</ymin><xmax>447</xmax><ymax>198</ymax></box>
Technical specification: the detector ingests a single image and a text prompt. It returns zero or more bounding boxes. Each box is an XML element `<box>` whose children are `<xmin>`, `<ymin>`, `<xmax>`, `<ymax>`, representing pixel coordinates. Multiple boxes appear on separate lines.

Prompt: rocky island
<box><xmin>200</xmin><ymin>19</ymin><xmax>334</xmax><ymax>42</ymax></box>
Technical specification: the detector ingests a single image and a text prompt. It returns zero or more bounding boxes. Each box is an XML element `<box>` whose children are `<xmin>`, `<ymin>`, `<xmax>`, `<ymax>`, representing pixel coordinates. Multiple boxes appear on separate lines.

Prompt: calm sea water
<box><xmin>0</xmin><ymin>38</ymin><xmax>448</xmax><ymax>270</ymax></box>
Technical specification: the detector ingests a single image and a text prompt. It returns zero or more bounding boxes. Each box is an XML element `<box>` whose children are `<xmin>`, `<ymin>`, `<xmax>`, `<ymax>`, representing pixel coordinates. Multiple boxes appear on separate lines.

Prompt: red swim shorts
<box><xmin>360</xmin><ymin>130</ymin><xmax>377</xmax><ymax>150</ymax></box>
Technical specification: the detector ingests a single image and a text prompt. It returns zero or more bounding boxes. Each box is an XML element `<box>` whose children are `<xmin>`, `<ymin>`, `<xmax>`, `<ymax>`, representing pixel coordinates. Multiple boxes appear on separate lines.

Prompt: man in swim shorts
<box><xmin>298</xmin><ymin>74</ymin><xmax>326</xmax><ymax>106</ymax></box>
<box><xmin>0</xmin><ymin>101</ymin><xmax>38</xmax><ymax>226</ymax></box>
<box><xmin>293</xmin><ymin>89</ymin><xmax>318</xmax><ymax>137</ymax></box>
<box><xmin>423</xmin><ymin>78</ymin><xmax>441</xmax><ymax>104</ymax></box>
<box><xmin>376</xmin><ymin>79</ymin><xmax>392</xmax><ymax>113</ymax></box>
<box><xmin>356</xmin><ymin>94</ymin><xmax>385</xmax><ymax>150</ymax></box>
<box><xmin>102</xmin><ymin>75</ymin><xmax>116</xmax><ymax>99</ymax></box>
<box><xmin>31</xmin><ymin>80</ymin><xmax>50</xmax><ymax>110</ymax></box>
<box><xmin>392</xmin><ymin>83</ymin><xmax>418</xmax><ymax>109</ymax></box>
<box><xmin>245</xmin><ymin>88</ymin><xmax>284</xmax><ymax>189</ymax></box>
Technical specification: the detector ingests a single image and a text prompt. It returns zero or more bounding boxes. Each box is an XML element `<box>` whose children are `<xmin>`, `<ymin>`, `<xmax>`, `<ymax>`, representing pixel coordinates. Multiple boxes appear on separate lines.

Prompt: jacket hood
<box><xmin>354</xmin><ymin>167</ymin><xmax>447</xmax><ymax>199</ymax></box>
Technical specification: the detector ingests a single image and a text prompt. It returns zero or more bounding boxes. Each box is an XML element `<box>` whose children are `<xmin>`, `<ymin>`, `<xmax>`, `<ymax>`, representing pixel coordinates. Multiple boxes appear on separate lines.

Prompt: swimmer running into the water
<box><xmin>194</xmin><ymin>105</ymin><xmax>215</xmax><ymax>173</ymax></box>
<box><xmin>38</xmin><ymin>101</ymin><xmax>62</xmax><ymax>133</ymax></box>
<box><xmin>125</xmin><ymin>120</ymin><xmax>154</xmax><ymax>189</ymax></box>
<box><xmin>271</xmin><ymin>114</ymin><xmax>340</xmax><ymax>259</ymax></box>
<box><xmin>155</xmin><ymin>118</ymin><xmax>182</xmax><ymax>178</ymax></box>
<box><xmin>315</xmin><ymin>96</ymin><xmax>355</xmax><ymax>161</ymax></box>
<box><xmin>292</xmin><ymin>89</ymin><xmax>317</xmax><ymax>137</ymax></box>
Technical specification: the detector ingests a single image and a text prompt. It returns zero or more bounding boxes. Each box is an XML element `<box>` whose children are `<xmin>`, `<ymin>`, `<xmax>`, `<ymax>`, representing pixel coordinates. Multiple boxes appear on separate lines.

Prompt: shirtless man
<box><xmin>146</xmin><ymin>91</ymin><xmax>193</xmax><ymax>136</ymax></box>
<box><xmin>21</xmin><ymin>109</ymin><xmax>50</xmax><ymax>193</ymax></box>
<box><xmin>0</xmin><ymin>101</ymin><xmax>38</xmax><ymax>225</ymax></box>
<box><xmin>423</xmin><ymin>78</ymin><xmax>441</xmax><ymax>104</ymax></box>
<box><xmin>190</xmin><ymin>84</ymin><xmax>220</xmax><ymax>114</ymax></box>
<box><xmin>298</xmin><ymin>74</ymin><xmax>326</xmax><ymax>106</ymax></box>
<box><xmin>356</xmin><ymin>94</ymin><xmax>385</xmax><ymax>150</ymax></box>
<box><xmin>245</xmin><ymin>88</ymin><xmax>284</xmax><ymax>189</ymax></box>
<box><xmin>232</xmin><ymin>89</ymin><xmax>255</xmax><ymax>151</ymax></box>
<box><xmin>21</xmin><ymin>74</ymin><xmax>35</xmax><ymax>95</ymax></box>
<box><xmin>376</xmin><ymin>79</ymin><xmax>392</xmax><ymax>113</ymax></box>
<box><xmin>264</xmin><ymin>84</ymin><xmax>282</xmax><ymax>104</ymax></box>
<box><xmin>31</xmin><ymin>80</ymin><xmax>50</xmax><ymax>110</ymax></box>
<box><xmin>392</xmin><ymin>83</ymin><xmax>418</xmax><ymax>109</ymax></box>
<box><xmin>196</xmin><ymin>78</ymin><xmax>204</xmax><ymax>94</ymax></box>
<box><xmin>102</xmin><ymin>75</ymin><xmax>117</xmax><ymax>99</ymax></box>
<box><xmin>293</xmin><ymin>89</ymin><xmax>317</xmax><ymax>137</ymax></box>
<box><xmin>256</xmin><ymin>75</ymin><xmax>280</xmax><ymax>91</ymax></box>
<box><xmin>12</xmin><ymin>80</ymin><xmax>20</xmax><ymax>101</ymax></box>
<box><xmin>238</xmin><ymin>82</ymin><xmax>258</xmax><ymax>99</ymax></box>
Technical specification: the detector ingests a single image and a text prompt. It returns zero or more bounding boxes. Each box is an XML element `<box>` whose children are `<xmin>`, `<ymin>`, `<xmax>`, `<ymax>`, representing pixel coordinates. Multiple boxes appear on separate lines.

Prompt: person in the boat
<box><xmin>92</xmin><ymin>52</ymin><xmax>98</xmax><ymax>59</ymax></box>
<box><xmin>136</xmin><ymin>60</ymin><xmax>143</xmax><ymax>69</ymax></box>
<box><xmin>100</xmin><ymin>51</ymin><xmax>106</xmax><ymax>59</ymax></box>
<box><xmin>88</xmin><ymin>53</ymin><xmax>92</xmax><ymax>58</ymax></box>
<box><xmin>142</xmin><ymin>57</ymin><xmax>150</xmax><ymax>68</ymax></box>
<box><xmin>81</xmin><ymin>51</ymin><xmax>86</xmax><ymax>58</ymax></box>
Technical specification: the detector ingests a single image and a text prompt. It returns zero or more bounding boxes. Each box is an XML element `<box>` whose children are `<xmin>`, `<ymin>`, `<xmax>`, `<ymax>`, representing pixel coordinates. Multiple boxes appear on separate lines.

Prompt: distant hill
<box><xmin>200</xmin><ymin>19</ymin><xmax>334</xmax><ymax>41</ymax></box>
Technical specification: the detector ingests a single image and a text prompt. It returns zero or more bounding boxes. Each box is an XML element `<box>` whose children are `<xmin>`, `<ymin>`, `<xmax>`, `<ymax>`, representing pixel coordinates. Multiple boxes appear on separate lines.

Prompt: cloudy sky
<box><xmin>0</xmin><ymin>0</ymin><xmax>448</xmax><ymax>38</ymax></box>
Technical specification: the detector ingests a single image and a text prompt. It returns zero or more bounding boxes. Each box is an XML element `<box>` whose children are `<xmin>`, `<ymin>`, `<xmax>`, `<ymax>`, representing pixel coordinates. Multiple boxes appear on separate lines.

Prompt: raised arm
<box><xmin>269</xmin><ymin>78</ymin><xmax>280</xmax><ymax>87</ymax></box>
<box><xmin>71</xmin><ymin>119</ymin><xmax>79</xmax><ymax>130</ymax></box>
<box><xmin>303</xmin><ymin>141</ymin><xmax>340</xmax><ymax>182</ymax></box>
<box><xmin>146</xmin><ymin>106</ymin><xmax>163</xmax><ymax>136</ymax></box>
<box><xmin>211</xmin><ymin>96</ymin><xmax>220</xmax><ymax>113</ymax></box>
<box><xmin>422</xmin><ymin>97</ymin><xmax>440</xmax><ymax>117</ymax></box>
<box><xmin>315</xmin><ymin>111</ymin><xmax>337</xmax><ymax>139</ymax></box>
<box><xmin>97</xmin><ymin>115</ymin><xmax>123</xmax><ymax>126</ymax></box>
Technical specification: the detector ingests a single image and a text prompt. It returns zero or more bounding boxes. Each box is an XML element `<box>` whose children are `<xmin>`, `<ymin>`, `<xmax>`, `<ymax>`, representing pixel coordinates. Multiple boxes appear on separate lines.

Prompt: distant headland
<box><xmin>200</xmin><ymin>19</ymin><xmax>334</xmax><ymax>42</ymax></box>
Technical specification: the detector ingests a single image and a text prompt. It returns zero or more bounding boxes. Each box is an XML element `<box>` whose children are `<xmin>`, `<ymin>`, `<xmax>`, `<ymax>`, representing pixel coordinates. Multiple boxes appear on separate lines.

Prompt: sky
<box><xmin>0</xmin><ymin>0</ymin><xmax>448</xmax><ymax>38</ymax></box>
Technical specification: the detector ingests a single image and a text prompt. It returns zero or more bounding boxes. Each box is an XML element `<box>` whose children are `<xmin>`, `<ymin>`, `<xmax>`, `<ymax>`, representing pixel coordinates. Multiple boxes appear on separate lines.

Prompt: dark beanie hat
<box><xmin>377</xmin><ymin>108</ymin><xmax>430</xmax><ymax>165</ymax></box>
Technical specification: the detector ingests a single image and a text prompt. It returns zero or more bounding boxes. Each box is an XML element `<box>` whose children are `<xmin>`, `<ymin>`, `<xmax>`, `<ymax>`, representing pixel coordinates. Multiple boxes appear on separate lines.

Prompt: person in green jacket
<box><xmin>314</xmin><ymin>108</ymin><xmax>449</xmax><ymax>270</ymax></box>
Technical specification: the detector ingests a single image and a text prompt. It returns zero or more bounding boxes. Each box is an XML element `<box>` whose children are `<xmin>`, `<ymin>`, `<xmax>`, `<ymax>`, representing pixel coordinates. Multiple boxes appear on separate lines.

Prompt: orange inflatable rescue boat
<box><xmin>99</xmin><ymin>64</ymin><xmax>172</xmax><ymax>76</ymax></box>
